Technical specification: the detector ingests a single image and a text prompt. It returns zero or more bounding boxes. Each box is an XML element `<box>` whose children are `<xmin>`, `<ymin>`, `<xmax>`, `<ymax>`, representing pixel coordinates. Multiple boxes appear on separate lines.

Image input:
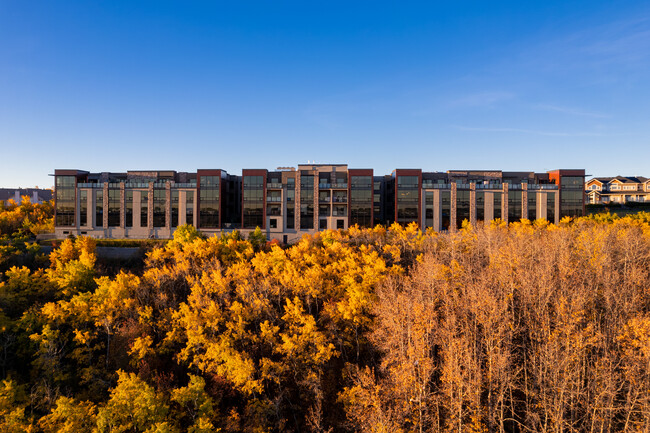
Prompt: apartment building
<box><xmin>585</xmin><ymin>176</ymin><xmax>650</xmax><ymax>204</ymax></box>
<box><xmin>53</xmin><ymin>166</ymin><xmax>585</xmax><ymax>240</ymax></box>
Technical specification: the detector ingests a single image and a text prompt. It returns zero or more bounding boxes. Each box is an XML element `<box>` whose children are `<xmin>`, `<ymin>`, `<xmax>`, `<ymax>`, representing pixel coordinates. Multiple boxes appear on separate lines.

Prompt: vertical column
<box><xmin>502</xmin><ymin>183</ymin><xmax>509</xmax><ymax>224</ymax></box>
<box><xmin>537</xmin><ymin>191</ymin><xmax>547</xmax><ymax>220</ymax></box>
<box><xmin>433</xmin><ymin>189</ymin><xmax>441</xmax><ymax>232</ymax></box>
<box><xmin>179</xmin><ymin>191</ymin><xmax>187</xmax><ymax>226</ymax></box>
<box><xmin>165</xmin><ymin>182</ymin><xmax>171</xmax><ymax>231</ymax></box>
<box><xmin>555</xmin><ymin>191</ymin><xmax>560</xmax><ymax>224</ymax></box>
<box><xmin>148</xmin><ymin>182</ymin><xmax>154</xmax><ymax>231</ymax></box>
<box><xmin>103</xmin><ymin>183</ymin><xmax>109</xmax><ymax>229</ymax></box>
<box><xmin>120</xmin><ymin>183</ymin><xmax>125</xmax><ymax>229</ymax></box>
<box><xmin>522</xmin><ymin>183</ymin><xmax>528</xmax><ymax>221</ymax></box>
<box><xmin>469</xmin><ymin>183</ymin><xmax>477</xmax><ymax>226</ymax></box>
<box><xmin>450</xmin><ymin>183</ymin><xmax>457</xmax><ymax>232</ymax></box>
<box><xmin>485</xmin><ymin>192</ymin><xmax>494</xmax><ymax>222</ymax></box>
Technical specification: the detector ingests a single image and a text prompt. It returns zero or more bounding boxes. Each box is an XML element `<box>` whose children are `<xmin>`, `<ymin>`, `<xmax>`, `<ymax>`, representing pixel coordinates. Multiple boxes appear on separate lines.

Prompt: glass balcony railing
<box><xmin>267</xmin><ymin>182</ymin><xmax>283</xmax><ymax>189</ymax></box>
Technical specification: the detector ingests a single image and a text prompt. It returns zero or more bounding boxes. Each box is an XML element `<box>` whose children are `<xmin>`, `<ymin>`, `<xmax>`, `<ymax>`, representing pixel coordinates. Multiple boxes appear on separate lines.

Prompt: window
<box><xmin>140</xmin><ymin>192</ymin><xmax>148</xmax><ymax>227</ymax></box>
<box><xmin>186</xmin><ymin>191</ymin><xmax>194</xmax><ymax>226</ymax></box>
<box><xmin>199</xmin><ymin>176</ymin><xmax>220</xmax><ymax>228</ymax></box>
<box><xmin>243</xmin><ymin>175</ymin><xmax>264</xmax><ymax>229</ymax></box>
<box><xmin>493</xmin><ymin>192</ymin><xmax>502</xmax><ymax>220</ymax></box>
<box><xmin>319</xmin><ymin>219</ymin><xmax>327</xmax><ymax>230</ymax></box>
<box><xmin>319</xmin><ymin>205</ymin><xmax>330</xmax><ymax>216</ymax></box>
<box><xmin>79</xmin><ymin>190</ymin><xmax>88</xmax><ymax>227</ymax></box>
<box><xmin>337</xmin><ymin>219</ymin><xmax>344</xmax><ymax>229</ymax></box>
<box><xmin>108</xmin><ymin>188</ymin><xmax>120</xmax><ymax>227</ymax></box>
<box><xmin>125</xmin><ymin>191</ymin><xmax>133</xmax><ymax>227</ymax></box>
<box><xmin>425</xmin><ymin>191</ymin><xmax>433</xmax><ymax>228</ymax></box>
<box><xmin>269</xmin><ymin>218</ymin><xmax>277</xmax><ymax>229</ymax></box>
<box><xmin>96</xmin><ymin>190</ymin><xmax>104</xmax><ymax>227</ymax></box>
<box><xmin>171</xmin><ymin>190</ymin><xmax>179</xmax><ymax>227</ymax></box>
<box><xmin>456</xmin><ymin>189</ymin><xmax>470</xmax><ymax>228</ymax></box>
<box><xmin>560</xmin><ymin>176</ymin><xmax>584</xmax><ymax>218</ymax></box>
<box><xmin>153</xmin><ymin>189</ymin><xmax>166</xmax><ymax>227</ymax></box>
<box><xmin>508</xmin><ymin>191</ymin><xmax>522</xmax><ymax>222</ymax></box>
<box><xmin>55</xmin><ymin>175</ymin><xmax>76</xmax><ymax>226</ymax></box>
<box><xmin>547</xmin><ymin>193</ymin><xmax>556</xmax><ymax>222</ymax></box>
<box><xmin>396</xmin><ymin>175</ymin><xmax>419</xmax><ymax>225</ymax></box>
<box><xmin>476</xmin><ymin>191</ymin><xmax>484</xmax><ymax>222</ymax></box>
<box><xmin>300</xmin><ymin>174</ymin><xmax>314</xmax><ymax>229</ymax></box>
<box><xmin>528</xmin><ymin>192</ymin><xmax>536</xmax><ymax>221</ymax></box>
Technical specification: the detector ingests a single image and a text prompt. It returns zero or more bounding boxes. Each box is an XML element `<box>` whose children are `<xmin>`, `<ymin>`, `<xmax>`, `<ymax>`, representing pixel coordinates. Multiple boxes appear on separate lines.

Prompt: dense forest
<box><xmin>1</xmin><ymin>198</ymin><xmax>649</xmax><ymax>432</ymax></box>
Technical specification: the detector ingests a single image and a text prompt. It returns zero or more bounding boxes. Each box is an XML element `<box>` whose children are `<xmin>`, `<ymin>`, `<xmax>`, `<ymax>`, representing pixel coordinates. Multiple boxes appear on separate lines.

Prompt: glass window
<box><xmin>79</xmin><ymin>190</ymin><xmax>88</xmax><ymax>227</ymax></box>
<box><xmin>508</xmin><ymin>191</ymin><xmax>522</xmax><ymax>222</ymax></box>
<box><xmin>476</xmin><ymin>191</ymin><xmax>484</xmax><ymax>223</ymax></box>
<box><xmin>199</xmin><ymin>176</ymin><xmax>220</xmax><ymax>228</ymax></box>
<box><xmin>396</xmin><ymin>175</ymin><xmax>419</xmax><ymax>225</ymax></box>
<box><xmin>441</xmin><ymin>191</ymin><xmax>450</xmax><ymax>230</ymax></box>
<box><xmin>108</xmin><ymin>189</ymin><xmax>120</xmax><ymax>227</ymax></box>
<box><xmin>153</xmin><ymin>189</ymin><xmax>166</xmax><ymax>227</ymax></box>
<box><xmin>243</xmin><ymin>175</ymin><xmax>264</xmax><ymax>229</ymax></box>
<box><xmin>186</xmin><ymin>191</ymin><xmax>194</xmax><ymax>226</ymax></box>
<box><xmin>300</xmin><ymin>175</ymin><xmax>314</xmax><ymax>229</ymax></box>
<box><xmin>319</xmin><ymin>205</ymin><xmax>330</xmax><ymax>216</ymax></box>
<box><xmin>456</xmin><ymin>189</ymin><xmax>470</xmax><ymax>228</ymax></box>
<box><xmin>125</xmin><ymin>191</ymin><xmax>133</xmax><ymax>228</ymax></box>
<box><xmin>547</xmin><ymin>193</ymin><xmax>556</xmax><ymax>222</ymax></box>
<box><xmin>171</xmin><ymin>190</ymin><xmax>179</xmax><ymax>227</ymax></box>
<box><xmin>96</xmin><ymin>190</ymin><xmax>104</xmax><ymax>227</ymax></box>
<box><xmin>141</xmin><ymin>192</ymin><xmax>148</xmax><ymax>227</ymax></box>
<box><xmin>528</xmin><ymin>192</ymin><xmax>536</xmax><ymax>221</ymax></box>
<box><xmin>286</xmin><ymin>204</ymin><xmax>294</xmax><ymax>229</ymax></box>
<box><xmin>425</xmin><ymin>191</ymin><xmax>433</xmax><ymax>229</ymax></box>
<box><xmin>55</xmin><ymin>175</ymin><xmax>76</xmax><ymax>226</ymax></box>
<box><xmin>493</xmin><ymin>192</ymin><xmax>502</xmax><ymax>220</ymax></box>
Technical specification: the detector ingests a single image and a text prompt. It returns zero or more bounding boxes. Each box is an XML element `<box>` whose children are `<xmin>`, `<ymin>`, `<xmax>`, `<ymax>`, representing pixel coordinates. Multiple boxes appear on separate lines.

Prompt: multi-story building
<box><xmin>585</xmin><ymin>176</ymin><xmax>650</xmax><ymax>204</ymax></box>
<box><xmin>0</xmin><ymin>188</ymin><xmax>53</xmax><ymax>206</ymax></box>
<box><xmin>53</xmin><ymin>165</ymin><xmax>585</xmax><ymax>240</ymax></box>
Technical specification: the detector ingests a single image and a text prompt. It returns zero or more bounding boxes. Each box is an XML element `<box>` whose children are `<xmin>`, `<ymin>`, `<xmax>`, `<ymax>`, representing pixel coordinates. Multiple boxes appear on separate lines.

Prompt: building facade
<box><xmin>585</xmin><ymin>176</ymin><xmax>650</xmax><ymax>204</ymax></box>
<box><xmin>53</xmin><ymin>165</ymin><xmax>585</xmax><ymax>240</ymax></box>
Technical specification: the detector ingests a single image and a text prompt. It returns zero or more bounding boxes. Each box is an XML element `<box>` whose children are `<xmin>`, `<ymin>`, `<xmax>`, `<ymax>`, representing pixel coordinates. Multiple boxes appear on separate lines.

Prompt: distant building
<box><xmin>52</xmin><ymin>166</ymin><xmax>585</xmax><ymax>240</ymax></box>
<box><xmin>0</xmin><ymin>188</ymin><xmax>53</xmax><ymax>206</ymax></box>
<box><xmin>585</xmin><ymin>176</ymin><xmax>650</xmax><ymax>204</ymax></box>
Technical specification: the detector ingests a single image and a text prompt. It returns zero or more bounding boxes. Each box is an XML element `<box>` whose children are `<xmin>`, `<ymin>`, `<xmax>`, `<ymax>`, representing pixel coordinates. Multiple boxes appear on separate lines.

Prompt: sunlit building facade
<box><xmin>53</xmin><ymin>166</ymin><xmax>585</xmax><ymax>241</ymax></box>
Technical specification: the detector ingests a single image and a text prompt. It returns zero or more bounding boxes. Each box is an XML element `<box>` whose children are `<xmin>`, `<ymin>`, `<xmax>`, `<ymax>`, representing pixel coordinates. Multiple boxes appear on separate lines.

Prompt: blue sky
<box><xmin>1</xmin><ymin>1</ymin><xmax>649</xmax><ymax>188</ymax></box>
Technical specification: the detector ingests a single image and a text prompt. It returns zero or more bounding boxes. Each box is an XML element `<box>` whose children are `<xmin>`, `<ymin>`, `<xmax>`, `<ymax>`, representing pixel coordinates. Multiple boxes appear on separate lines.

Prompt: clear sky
<box><xmin>1</xmin><ymin>1</ymin><xmax>649</xmax><ymax>188</ymax></box>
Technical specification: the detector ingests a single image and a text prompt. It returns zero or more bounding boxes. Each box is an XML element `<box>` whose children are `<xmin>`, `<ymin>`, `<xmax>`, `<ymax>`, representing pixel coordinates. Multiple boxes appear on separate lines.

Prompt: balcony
<box><xmin>332</xmin><ymin>196</ymin><xmax>347</xmax><ymax>203</ymax></box>
<box><xmin>267</xmin><ymin>182</ymin><xmax>283</xmax><ymax>189</ymax></box>
<box><xmin>318</xmin><ymin>183</ymin><xmax>331</xmax><ymax>189</ymax></box>
<box><xmin>266</xmin><ymin>196</ymin><xmax>282</xmax><ymax>203</ymax></box>
<box><xmin>331</xmin><ymin>183</ymin><xmax>348</xmax><ymax>189</ymax></box>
